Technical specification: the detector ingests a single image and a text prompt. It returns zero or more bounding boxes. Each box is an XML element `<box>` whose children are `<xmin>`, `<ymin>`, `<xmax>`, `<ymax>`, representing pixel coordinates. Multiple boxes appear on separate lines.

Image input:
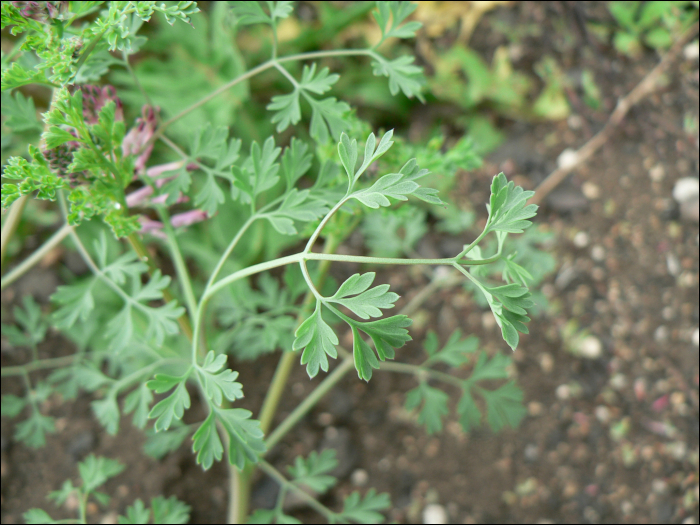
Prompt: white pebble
<box><xmin>557</xmin><ymin>148</ymin><xmax>579</xmax><ymax>170</ymax></box>
<box><xmin>683</xmin><ymin>41</ymin><xmax>699</xmax><ymax>60</ymax></box>
<box><xmin>556</xmin><ymin>384</ymin><xmax>571</xmax><ymax>400</ymax></box>
<box><xmin>577</xmin><ymin>336</ymin><xmax>603</xmax><ymax>359</ymax></box>
<box><xmin>672</xmin><ymin>177</ymin><xmax>699</xmax><ymax>204</ymax></box>
<box><xmin>591</xmin><ymin>245</ymin><xmax>605</xmax><ymax>262</ymax></box>
<box><xmin>648</xmin><ymin>164</ymin><xmax>665</xmax><ymax>182</ymax></box>
<box><xmin>573</xmin><ymin>231</ymin><xmax>589</xmax><ymax>248</ymax></box>
<box><xmin>582</xmin><ymin>182</ymin><xmax>600</xmax><ymax>200</ymax></box>
<box><xmin>422</xmin><ymin>504</ymin><xmax>448</xmax><ymax>525</ymax></box>
<box><xmin>610</xmin><ymin>373</ymin><xmax>627</xmax><ymax>390</ymax></box>
<box><xmin>350</xmin><ymin>469</ymin><xmax>369</xmax><ymax>487</ymax></box>
<box><xmin>595</xmin><ymin>405</ymin><xmax>611</xmax><ymax>423</ymax></box>
<box><xmin>692</xmin><ymin>328</ymin><xmax>699</xmax><ymax>347</ymax></box>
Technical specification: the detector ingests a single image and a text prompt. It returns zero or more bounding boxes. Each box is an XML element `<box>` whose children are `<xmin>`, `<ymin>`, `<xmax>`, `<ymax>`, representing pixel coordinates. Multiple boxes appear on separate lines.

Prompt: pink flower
<box><xmin>137</xmin><ymin>210</ymin><xmax>210</xmax><ymax>238</ymax></box>
<box><xmin>77</xmin><ymin>85</ymin><xmax>124</xmax><ymax>125</ymax></box>
<box><xmin>122</xmin><ymin>106</ymin><xmax>159</xmax><ymax>174</ymax></box>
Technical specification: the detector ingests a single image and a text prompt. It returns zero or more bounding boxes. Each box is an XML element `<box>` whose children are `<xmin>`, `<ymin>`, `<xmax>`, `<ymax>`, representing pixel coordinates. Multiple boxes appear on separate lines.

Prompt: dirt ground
<box><xmin>2</xmin><ymin>2</ymin><xmax>699</xmax><ymax>524</ymax></box>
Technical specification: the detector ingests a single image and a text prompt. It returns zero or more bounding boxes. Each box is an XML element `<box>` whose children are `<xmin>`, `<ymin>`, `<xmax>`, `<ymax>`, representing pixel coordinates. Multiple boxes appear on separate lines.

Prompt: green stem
<box><xmin>456</xmin><ymin>223</ymin><xmax>491</xmax><ymax>260</ymax></box>
<box><xmin>1</xmin><ymin>355</ymin><xmax>76</xmax><ymax>377</ymax></box>
<box><xmin>1</xmin><ymin>222</ymin><xmax>74</xmax><ymax>290</ymax></box>
<box><xmin>156</xmin><ymin>206</ymin><xmax>198</xmax><ymax>320</ymax></box>
<box><xmin>265</xmin><ymin>357</ymin><xmax>354</xmax><ymax>451</ymax></box>
<box><xmin>257</xmin><ymin>460</ymin><xmax>338</xmax><ymax>522</ymax></box>
<box><xmin>0</xmin><ymin>195</ymin><xmax>28</xmax><ymax>269</ymax></box>
<box><xmin>379</xmin><ymin>361</ymin><xmax>465</xmax><ymax>389</ymax></box>
<box><xmin>206</xmin><ymin>215</ymin><xmax>257</xmax><ymax>291</ymax></box>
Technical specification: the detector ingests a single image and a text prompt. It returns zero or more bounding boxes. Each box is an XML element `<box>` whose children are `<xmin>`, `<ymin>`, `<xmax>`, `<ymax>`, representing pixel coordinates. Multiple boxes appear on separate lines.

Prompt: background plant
<box><xmin>1</xmin><ymin>2</ymin><xmax>542</xmax><ymax>523</ymax></box>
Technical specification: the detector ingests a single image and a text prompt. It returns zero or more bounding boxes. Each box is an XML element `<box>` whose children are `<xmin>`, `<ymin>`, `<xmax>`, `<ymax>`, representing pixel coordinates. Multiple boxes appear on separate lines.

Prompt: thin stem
<box><xmin>0</xmin><ymin>195</ymin><xmax>28</xmax><ymax>268</ymax></box>
<box><xmin>121</xmin><ymin>50</ymin><xmax>154</xmax><ymax>110</ymax></box>
<box><xmin>1</xmin><ymin>355</ymin><xmax>76</xmax><ymax>377</ymax></box>
<box><xmin>257</xmin><ymin>460</ymin><xmax>338</xmax><ymax>522</ymax></box>
<box><xmin>126</xmin><ymin>233</ymin><xmax>194</xmax><ymax>342</ymax></box>
<box><xmin>206</xmin><ymin>215</ymin><xmax>257</xmax><ymax>291</ymax></box>
<box><xmin>265</xmin><ymin>357</ymin><xmax>354</xmax><ymax>451</ymax></box>
<box><xmin>456</xmin><ymin>224</ymin><xmax>491</xmax><ymax>260</ymax></box>
<box><xmin>156</xmin><ymin>206</ymin><xmax>198</xmax><ymax>320</ymax></box>
<box><xmin>1</xmin><ymin>222</ymin><xmax>74</xmax><ymax>290</ymax></box>
<box><xmin>379</xmin><ymin>361</ymin><xmax>465</xmax><ymax>389</ymax></box>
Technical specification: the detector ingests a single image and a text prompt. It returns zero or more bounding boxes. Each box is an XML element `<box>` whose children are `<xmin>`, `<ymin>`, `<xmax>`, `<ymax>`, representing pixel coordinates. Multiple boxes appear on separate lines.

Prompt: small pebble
<box><xmin>649</xmin><ymin>164</ymin><xmax>665</xmax><ymax>182</ymax></box>
<box><xmin>577</xmin><ymin>336</ymin><xmax>602</xmax><ymax>359</ymax></box>
<box><xmin>557</xmin><ymin>148</ymin><xmax>578</xmax><ymax>170</ymax></box>
<box><xmin>539</xmin><ymin>353</ymin><xmax>554</xmax><ymax>374</ymax></box>
<box><xmin>666</xmin><ymin>253</ymin><xmax>681</xmax><ymax>276</ymax></box>
<box><xmin>594</xmin><ymin>405</ymin><xmax>611</xmax><ymax>423</ymax></box>
<box><xmin>556</xmin><ymin>384</ymin><xmax>571</xmax><ymax>400</ymax></box>
<box><xmin>524</xmin><ymin>443</ymin><xmax>539</xmax><ymax>462</ymax></box>
<box><xmin>672</xmin><ymin>177</ymin><xmax>699</xmax><ymax>204</ymax></box>
<box><xmin>692</xmin><ymin>328</ymin><xmax>699</xmax><ymax>346</ymax></box>
<box><xmin>573</xmin><ymin>231</ymin><xmax>589</xmax><ymax>248</ymax></box>
<box><xmin>582</xmin><ymin>182</ymin><xmax>600</xmax><ymax>200</ymax></box>
<box><xmin>654</xmin><ymin>325</ymin><xmax>669</xmax><ymax>343</ymax></box>
<box><xmin>591</xmin><ymin>245</ymin><xmax>606</xmax><ymax>262</ymax></box>
<box><xmin>652</xmin><ymin>479</ymin><xmax>668</xmax><ymax>494</ymax></box>
<box><xmin>351</xmin><ymin>469</ymin><xmax>369</xmax><ymax>487</ymax></box>
<box><xmin>422</xmin><ymin>503</ymin><xmax>448</xmax><ymax>525</ymax></box>
<box><xmin>610</xmin><ymin>373</ymin><xmax>627</xmax><ymax>390</ymax></box>
<box><xmin>684</xmin><ymin>41</ymin><xmax>700</xmax><ymax>60</ymax></box>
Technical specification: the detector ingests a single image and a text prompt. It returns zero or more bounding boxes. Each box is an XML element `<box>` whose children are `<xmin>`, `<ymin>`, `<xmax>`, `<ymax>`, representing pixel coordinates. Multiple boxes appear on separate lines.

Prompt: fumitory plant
<box><xmin>1</xmin><ymin>2</ymin><xmax>540</xmax><ymax>523</ymax></box>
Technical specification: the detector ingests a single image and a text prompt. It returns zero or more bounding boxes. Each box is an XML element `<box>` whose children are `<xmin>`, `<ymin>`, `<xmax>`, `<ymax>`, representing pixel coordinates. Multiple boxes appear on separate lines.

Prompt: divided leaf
<box><xmin>423</xmin><ymin>329</ymin><xmax>478</xmax><ymax>367</ymax></box>
<box><xmin>339</xmin><ymin>489</ymin><xmax>391</xmax><ymax>524</ymax></box>
<box><xmin>482</xmin><ymin>381</ymin><xmax>527</xmax><ymax>432</ymax></box>
<box><xmin>328</xmin><ymin>272</ymin><xmax>399</xmax><ymax>319</ymax></box>
<box><xmin>196</xmin><ymin>351</ymin><xmax>244</xmax><ymax>407</ymax></box>
<box><xmin>372</xmin><ymin>55</ymin><xmax>426</xmax><ymax>102</ymax></box>
<box><xmin>405</xmin><ymin>382</ymin><xmax>450</xmax><ymax>434</ymax></box>
<box><xmin>264</xmin><ymin>189</ymin><xmax>329</xmax><ymax>235</ymax></box>
<box><xmin>147</xmin><ymin>375</ymin><xmax>192</xmax><ymax>432</ymax></box>
<box><xmin>347</xmin><ymin>315</ymin><xmax>412</xmax><ymax>381</ymax></box>
<box><xmin>293</xmin><ymin>301</ymin><xmax>339</xmax><ymax>379</ymax></box>
<box><xmin>373</xmin><ymin>1</ymin><xmax>422</xmax><ymax>41</ymax></box>
<box><xmin>288</xmin><ymin>449</ymin><xmax>338</xmax><ymax>494</ymax></box>
<box><xmin>486</xmin><ymin>172</ymin><xmax>538</xmax><ymax>234</ymax></box>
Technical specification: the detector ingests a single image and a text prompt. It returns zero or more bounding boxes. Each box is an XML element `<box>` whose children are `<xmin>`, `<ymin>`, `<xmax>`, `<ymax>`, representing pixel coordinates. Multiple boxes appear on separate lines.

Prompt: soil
<box><xmin>2</xmin><ymin>3</ymin><xmax>699</xmax><ymax>524</ymax></box>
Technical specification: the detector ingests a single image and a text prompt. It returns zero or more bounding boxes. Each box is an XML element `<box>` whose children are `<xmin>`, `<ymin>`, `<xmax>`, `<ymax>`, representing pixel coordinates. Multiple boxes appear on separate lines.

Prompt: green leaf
<box><xmin>405</xmin><ymin>382</ymin><xmax>449</xmax><ymax>434</ymax></box>
<box><xmin>263</xmin><ymin>189</ymin><xmax>329</xmax><ymax>235</ymax></box>
<box><xmin>293</xmin><ymin>301</ymin><xmax>339</xmax><ymax>379</ymax></box>
<box><xmin>372</xmin><ymin>55</ymin><xmax>425</xmax><ymax>101</ymax></box>
<box><xmin>232</xmin><ymin>136</ymin><xmax>281</xmax><ymax>205</ymax></box>
<box><xmin>502</xmin><ymin>255</ymin><xmax>534</xmax><ymax>287</ymax></box>
<box><xmin>143</xmin><ymin>425</ymin><xmax>191</xmax><ymax>459</ymax></box>
<box><xmin>338</xmin><ymin>132</ymin><xmax>358</xmax><ymax>182</ymax></box>
<box><xmin>118</xmin><ymin>499</ymin><xmax>151</xmax><ymax>524</ymax></box>
<box><xmin>281</xmin><ymin>137</ymin><xmax>313</xmax><ymax>190</ymax></box>
<box><xmin>216</xmin><ymin>407</ymin><xmax>266</xmax><ymax>470</ymax></box>
<box><xmin>1</xmin><ymin>91</ymin><xmax>42</xmax><ymax>132</ymax></box>
<box><xmin>329</xmin><ymin>272</ymin><xmax>399</xmax><ymax>319</ymax></box>
<box><xmin>192</xmin><ymin>412</ymin><xmax>223</xmax><ymax>470</ymax></box>
<box><xmin>151</xmin><ymin>495</ymin><xmax>191</xmax><ymax>524</ymax></box>
<box><xmin>231</xmin><ymin>1</ymin><xmax>293</xmax><ymax>25</ymax></box>
<box><xmin>14</xmin><ymin>410</ymin><xmax>55</xmax><ymax>448</ymax></box>
<box><xmin>196</xmin><ymin>351</ymin><xmax>244</xmax><ymax>407</ymax></box>
<box><xmin>457</xmin><ymin>388</ymin><xmax>482</xmax><ymax>432</ymax></box>
<box><xmin>195</xmin><ymin>174</ymin><xmax>225</xmax><ymax>214</ymax></box>
<box><xmin>469</xmin><ymin>352</ymin><xmax>511</xmax><ymax>383</ymax></box>
<box><xmin>23</xmin><ymin>509</ymin><xmax>58</xmax><ymax>525</ymax></box>
<box><xmin>339</xmin><ymin>489</ymin><xmax>391</xmax><ymax>524</ymax></box>
<box><xmin>92</xmin><ymin>395</ymin><xmax>120</xmax><ymax>435</ymax></box>
<box><xmin>361</xmin><ymin>206</ymin><xmax>427</xmax><ymax>258</ymax></box>
<box><xmin>147</xmin><ymin>376</ymin><xmax>191</xmax><ymax>432</ymax></box>
<box><xmin>1</xmin><ymin>394</ymin><xmax>26</xmax><ymax>418</ymax></box>
<box><xmin>482</xmin><ymin>381</ymin><xmax>526</xmax><ymax>432</ymax></box>
<box><xmin>353</xmin><ymin>130</ymin><xmax>395</xmax><ymax>184</ymax></box>
<box><xmin>486</xmin><ymin>172</ymin><xmax>538</xmax><ymax>234</ymax></box>
<box><xmin>350</xmin><ymin>172</ymin><xmax>419</xmax><ymax>208</ymax></box>
<box><xmin>287</xmin><ymin>449</ymin><xmax>338</xmax><ymax>494</ymax></box>
<box><xmin>346</xmin><ymin>315</ymin><xmax>412</xmax><ymax>381</ymax></box>
<box><xmin>267</xmin><ymin>90</ymin><xmax>301</xmax><ymax>133</ymax></box>
<box><xmin>78</xmin><ymin>455</ymin><xmax>125</xmax><ymax>492</ymax></box>
<box><xmin>123</xmin><ymin>383</ymin><xmax>154</xmax><ymax>430</ymax></box>
<box><xmin>424</xmin><ymin>329</ymin><xmax>479</xmax><ymax>367</ymax></box>
<box><xmin>373</xmin><ymin>1</ymin><xmax>421</xmax><ymax>41</ymax></box>
<box><xmin>299</xmin><ymin>63</ymin><xmax>340</xmax><ymax>94</ymax></box>
<box><xmin>308</xmin><ymin>97</ymin><xmax>351</xmax><ymax>143</ymax></box>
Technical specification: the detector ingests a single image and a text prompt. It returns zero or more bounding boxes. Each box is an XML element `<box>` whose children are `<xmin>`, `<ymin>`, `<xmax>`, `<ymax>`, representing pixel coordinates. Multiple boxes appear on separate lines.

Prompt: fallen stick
<box><xmin>530</xmin><ymin>22</ymin><xmax>699</xmax><ymax>206</ymax></box>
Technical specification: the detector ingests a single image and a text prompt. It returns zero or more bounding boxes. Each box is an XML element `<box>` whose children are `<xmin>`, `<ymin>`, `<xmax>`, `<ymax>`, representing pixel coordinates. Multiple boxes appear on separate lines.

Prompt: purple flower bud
<box><xmin>123</xmin><ymin>105</ymin><xmax>159</xmax><ymax>174</ymax></box>
<box><xmin>138</xmin><ymin>216</ymin><xmax>166</xmax><ymax>239</ymax></box>
<box><xmin>171</xmin><ymin>209</ymin><xmax>209</xmax><ymax>228</ymax></box>
<box><xmin>77</xmin><ymin>84</ymin><xmax>124</xmax><ymax>125</ymax></box>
